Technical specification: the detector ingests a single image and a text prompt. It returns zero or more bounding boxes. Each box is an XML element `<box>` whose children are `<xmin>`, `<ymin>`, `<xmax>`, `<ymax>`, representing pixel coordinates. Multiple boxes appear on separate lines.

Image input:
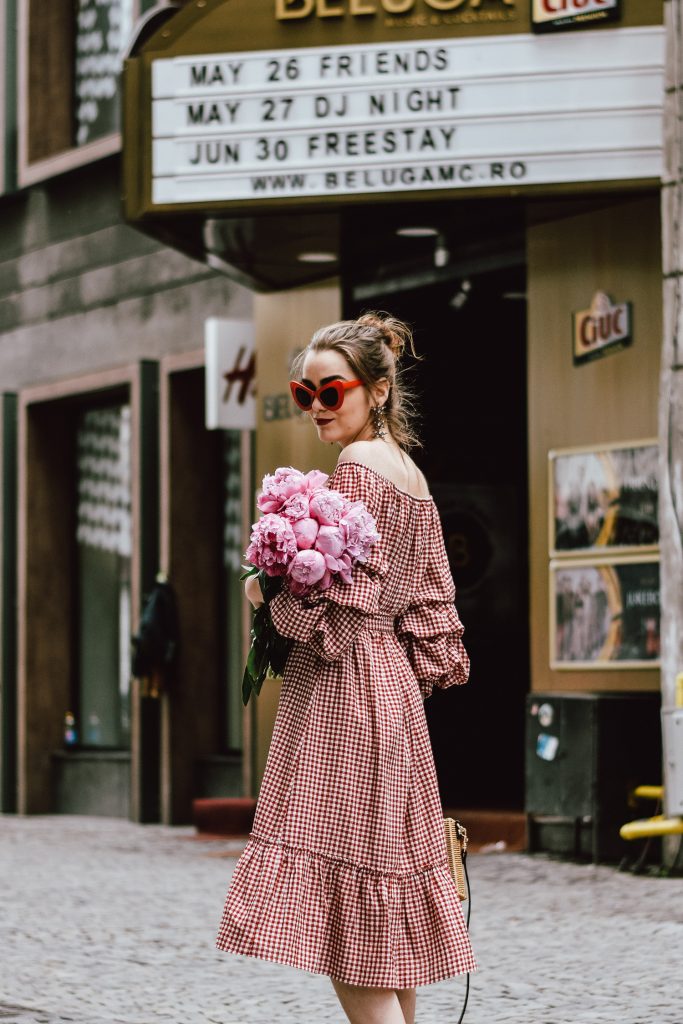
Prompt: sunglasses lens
<box><xmin>319</xmin><ymin>385</ymin><xmax>342</xmax><ymax>409</ymax></box>
<box><xmin>293</xmin><ymin>386</ymin><xmax>313</xmax><ymax>409</ymax></box>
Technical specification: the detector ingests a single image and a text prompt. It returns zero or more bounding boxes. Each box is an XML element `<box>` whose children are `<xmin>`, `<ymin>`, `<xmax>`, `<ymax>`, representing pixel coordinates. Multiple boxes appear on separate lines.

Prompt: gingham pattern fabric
<box><xmin>216</xmin><ymin>460</ymin><xmax>476</xmax><ymax>988</ymax></box>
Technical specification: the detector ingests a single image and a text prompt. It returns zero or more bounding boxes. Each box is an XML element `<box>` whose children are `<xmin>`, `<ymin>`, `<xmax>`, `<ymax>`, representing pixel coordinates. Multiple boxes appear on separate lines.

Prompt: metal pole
<box><xmin>660</xmin><ymin>0</ymin><xmax>683</xmax><ymax>843</ymax></box>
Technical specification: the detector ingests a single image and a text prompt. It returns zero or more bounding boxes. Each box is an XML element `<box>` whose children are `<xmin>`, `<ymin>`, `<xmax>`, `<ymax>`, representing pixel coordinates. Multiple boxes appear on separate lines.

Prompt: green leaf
<box><xmin>242</xmin><ymin>666</ymin><xmax>253</xmax><ymax>706</ymax></box>
<box><xmin>246</xmin><ymin>644</ymin><xmax>258</xmax><ymax>678</ymax></box>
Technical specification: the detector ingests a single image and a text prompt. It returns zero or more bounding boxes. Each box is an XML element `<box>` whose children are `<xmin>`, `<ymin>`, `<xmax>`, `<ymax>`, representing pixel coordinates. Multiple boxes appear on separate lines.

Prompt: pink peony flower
<box><xmin>292</xmin><ymin>517</ymin><xmax>319</xmax><ymax>550</ymax></box>
<box><xmin>257</xmin><ymin>467</ymin><xmax>308</xmax><ymax>514</ymax></box>
<box><xmin>280</xmin><ymin>492</ymin><xmax>310</xmax><ymax>521</ymax></box>
<box><xmin>245</xmin><ymin>513</ymin><xmax>297</xmax><ymax>576</ymax></box>
<box><xmin>288</xmin><ymin>549</ymin><xmax>326</xmax><ymax>591</ymax></box>
<box><xmin>309</xmin><ymin>488</ymin><xmax>350</xmax><ymax>526</ymax></box>
<box><xmin>317</xmin><ymin>568</ymin><xmax>333</xmax><ymax>591</ymax></box>
<box><xmin>315</xmin><ymin>525</ymin><xmax>345</xmax><ymax>559</ymax></box>
<box><xmin>304</xmin><ymin>469</ymin><xmax>329</xmax><ymax>492</ymax></box>
<box><xmin>321</xmin><ymin>551</ymin><xmax>354</xmax><ymax>584</ymax></box>
<box><xmin>340</xmin><ymin>502</ymin><xmax>380</xmax><ymax>562</ymax></box>
<box><xmin>247</xmin><ymin>466</ymin><xmax>380</xmax><ymax>599</ymax></box>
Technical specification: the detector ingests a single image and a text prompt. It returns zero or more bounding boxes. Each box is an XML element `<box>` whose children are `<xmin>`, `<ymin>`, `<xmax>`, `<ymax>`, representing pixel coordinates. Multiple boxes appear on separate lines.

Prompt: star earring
<box><xmin>371</xmin><ymin>403</ymin><xmax>387</xmax><ymax>439</ymax></box>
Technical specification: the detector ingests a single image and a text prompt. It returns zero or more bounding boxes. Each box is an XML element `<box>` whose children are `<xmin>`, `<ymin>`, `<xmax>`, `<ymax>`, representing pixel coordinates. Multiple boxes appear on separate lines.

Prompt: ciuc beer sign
<box><xmin>573</xmin><ymin>291</ymin><xmax>632</xmax><ymax>366</ymax></box>
<box><xmin>532</xmin><ymin>0</ymin><xmax>620</xmax><ymax>33</ymax></box>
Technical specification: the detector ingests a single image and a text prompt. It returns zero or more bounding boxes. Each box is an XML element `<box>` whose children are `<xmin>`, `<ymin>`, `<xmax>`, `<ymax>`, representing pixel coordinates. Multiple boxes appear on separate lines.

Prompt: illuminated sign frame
<box><xmin>148</xmin><ymin>27</ymin><xmax>663</xmax><ymax>208</ymax></box>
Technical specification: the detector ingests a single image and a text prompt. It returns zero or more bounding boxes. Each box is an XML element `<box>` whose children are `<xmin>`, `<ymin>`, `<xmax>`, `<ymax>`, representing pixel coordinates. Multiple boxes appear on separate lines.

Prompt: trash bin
<box><xmin>525</xmin><ymin>691</ymin><xmax>661</xmax><ymax>862</ymax></box>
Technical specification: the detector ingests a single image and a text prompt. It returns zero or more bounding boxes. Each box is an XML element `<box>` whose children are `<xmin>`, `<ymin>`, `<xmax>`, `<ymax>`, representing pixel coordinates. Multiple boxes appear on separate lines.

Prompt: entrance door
<box><xmin>343</xmin><ymin>201</ymin><xmax>529</xmax><ymax>809</ymax></box>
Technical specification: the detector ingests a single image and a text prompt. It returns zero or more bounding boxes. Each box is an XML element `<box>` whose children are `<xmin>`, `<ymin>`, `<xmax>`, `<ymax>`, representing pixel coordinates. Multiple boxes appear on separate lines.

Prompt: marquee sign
<box><xmin>531</xmin><ymin>0</ymin><xmax>621</xmax><ymax>34</ymax></box>
<box><xmin>275</xmin><ymin>0</ymin><xmax>518</xmax><ymax>24</ymax></box>
<box><xmin>150</xmin><ymin>25</ymin><xmax>663</xmax><ymax>206</ymax></box>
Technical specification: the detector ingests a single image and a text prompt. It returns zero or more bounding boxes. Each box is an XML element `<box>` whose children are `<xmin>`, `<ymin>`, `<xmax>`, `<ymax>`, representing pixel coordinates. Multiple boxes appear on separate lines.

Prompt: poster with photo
<box><xmin>550</xmin><ymin>557</ymin><xmax>660</xmax><ymax>669</ymax></box>
<box><xmin>549</xmin><ymin>441</ymin><xmax>658</xmax><ymax>556</ymax></box>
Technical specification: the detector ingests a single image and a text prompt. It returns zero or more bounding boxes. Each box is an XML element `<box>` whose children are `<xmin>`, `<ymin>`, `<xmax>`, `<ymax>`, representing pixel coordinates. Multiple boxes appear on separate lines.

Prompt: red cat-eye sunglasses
<box><xmin>289</xmin><ymin>378</ymin><xmax>363</xmax><ymax>412</ymax></box>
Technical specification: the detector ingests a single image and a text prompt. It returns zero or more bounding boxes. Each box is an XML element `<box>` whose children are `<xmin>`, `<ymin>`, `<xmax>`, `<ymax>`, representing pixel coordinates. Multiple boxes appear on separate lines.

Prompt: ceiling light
<box><xmin>396</xmin><ymin>226</ymin><xmax>439</xmax><ymax>238</ymax></box>
<box><xmin>434</xmin><ymin>233</ymin><xmax>449</xmax><ymax>268</ymax></box>
<box><xmin>297</xmin><ymin>251</ymin><xmax>338</xmax><ymax>263</ymax></box>
<box><xmin>450</xmin><ymin>279</ymin><xmax>472</xmax><ymax>310</ymax></box>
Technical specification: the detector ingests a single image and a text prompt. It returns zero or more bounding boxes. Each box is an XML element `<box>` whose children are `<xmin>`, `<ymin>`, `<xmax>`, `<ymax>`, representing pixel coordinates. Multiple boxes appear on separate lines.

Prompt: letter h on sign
<box><xmin>205</xmin><ymin>318</ymin><xmax>257</xmax><ymax>430</ymax></box>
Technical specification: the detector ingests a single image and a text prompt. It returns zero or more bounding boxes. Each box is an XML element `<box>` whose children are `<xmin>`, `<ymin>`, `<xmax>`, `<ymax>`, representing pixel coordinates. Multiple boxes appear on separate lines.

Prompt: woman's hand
<box><xmin>245</xmin><ymin>574</ymin><xmax>265</xmax><ymax>609</ymax></box>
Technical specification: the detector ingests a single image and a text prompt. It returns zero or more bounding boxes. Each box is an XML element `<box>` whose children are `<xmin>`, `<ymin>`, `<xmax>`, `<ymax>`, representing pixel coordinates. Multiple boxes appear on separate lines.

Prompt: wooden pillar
<box><xmin>17</xmin><ymin>399</ymin><xmax>75</xmax><ymax>814</ymax></box>
<box><xmin>158</xmin><ymin>354</ymin><xmax>223</xmax><ymax>824</ymax></box>
<box><xmin>250</xmin><ymin>282</ymin><xmax>341</xmax><ymax>793</ymax></box>
<box><xmin>1</xmin><ymin>394</ymin><xmax>18</xmax><ymax>813</ymax></box>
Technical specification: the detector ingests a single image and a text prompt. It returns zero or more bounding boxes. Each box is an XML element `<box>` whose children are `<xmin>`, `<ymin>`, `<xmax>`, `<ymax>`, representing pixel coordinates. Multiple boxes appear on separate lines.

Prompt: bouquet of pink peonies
<box><xmin>241</xmin><ymin>466</ymin><xmax>380</xmax><ymax>704</ymax></box>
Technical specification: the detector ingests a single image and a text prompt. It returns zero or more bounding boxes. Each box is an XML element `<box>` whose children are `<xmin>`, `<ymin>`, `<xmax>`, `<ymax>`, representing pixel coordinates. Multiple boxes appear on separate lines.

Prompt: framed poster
<box><xmin>549</xmin><ymin>440</ymin><xmax>659</xmax><ymax>557</ymax></box>
<box><xmin>549</xmin><ymin>555</ymin><xmax>660</xmax><ymax>670</ymax></box>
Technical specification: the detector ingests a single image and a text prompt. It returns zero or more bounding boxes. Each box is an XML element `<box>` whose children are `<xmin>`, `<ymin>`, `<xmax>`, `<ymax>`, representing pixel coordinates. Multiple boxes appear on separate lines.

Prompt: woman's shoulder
<box><xmin>336</xmin><ymin>442</ymin><xmax>431</xmax><ymax>500</ymax></box>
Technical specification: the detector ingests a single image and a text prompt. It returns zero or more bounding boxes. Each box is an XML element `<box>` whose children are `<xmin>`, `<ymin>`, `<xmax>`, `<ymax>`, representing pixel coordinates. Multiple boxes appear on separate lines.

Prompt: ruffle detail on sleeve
<box><xmin>396</xmin><ymin>602</ymin><xmax>470</xmax><ymax>700</ymax></box>
<box><xmin>269</xmin><ymin>561</ymin><xmax>383</xmax><ymax>662</ymax></box>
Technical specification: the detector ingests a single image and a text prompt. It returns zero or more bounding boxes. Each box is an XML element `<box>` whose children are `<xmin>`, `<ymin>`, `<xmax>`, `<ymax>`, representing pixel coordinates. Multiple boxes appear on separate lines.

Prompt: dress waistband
<box><xmin>364</xmin><ymin>613</ymin><xmax>396</xmax><ymax>633</ymax></box>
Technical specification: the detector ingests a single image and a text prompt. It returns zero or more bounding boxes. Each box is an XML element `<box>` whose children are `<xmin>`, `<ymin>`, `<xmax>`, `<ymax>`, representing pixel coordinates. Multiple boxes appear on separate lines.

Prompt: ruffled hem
<box><xmin>215</xmin><ymin>832</ymin><xmax>477</xmax><ymax>988</ymax></box>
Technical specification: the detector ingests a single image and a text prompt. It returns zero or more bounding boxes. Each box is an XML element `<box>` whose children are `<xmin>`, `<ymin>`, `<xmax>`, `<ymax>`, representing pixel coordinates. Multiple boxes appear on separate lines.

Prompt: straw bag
<box><xmin>443</xmin><ymin>818</ymin><xmax>468</xmax><ymax>901</ymax></box>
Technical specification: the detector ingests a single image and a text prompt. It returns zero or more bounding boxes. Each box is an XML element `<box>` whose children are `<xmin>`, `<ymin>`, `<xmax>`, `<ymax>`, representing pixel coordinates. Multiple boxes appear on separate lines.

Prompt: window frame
<box><xmin>17</xmin><ymin>0</ymin><xmax>142</xmax><ymax>187</ymax></box>
<box><xmin>0</xmin><ymin>0</ymin><xmax>8</xmax><ymax>195</ymax></box>
<box><xmin>17</xmin><ymin>361</ymin><xmax>157</xmax><ymax>815</ymax></box>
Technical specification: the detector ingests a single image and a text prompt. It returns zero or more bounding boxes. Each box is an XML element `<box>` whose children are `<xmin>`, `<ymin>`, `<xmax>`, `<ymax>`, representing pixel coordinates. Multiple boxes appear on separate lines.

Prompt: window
<box><xmin>0</xmin><ymin>0</ymin><xmax>12</xmax><ymax>195</ymax></box>
<box><xmin>76</xmin><ymin>403</ymin><xmax>132</xmax><ymax>748</ymax></box>
<box><xmin>222</xmin><ymin>429</ymin><xmax>244</xmax><ymax>752</ymax></box>
<box><xmin>18</xmin><ymin>0</ymin><xmax>142</xmax><ymax>184</ymax></box>
<box><xmin>75</xmin><ymin>0</ymin><xmax>135</xmax><ymax>147</ymax></box>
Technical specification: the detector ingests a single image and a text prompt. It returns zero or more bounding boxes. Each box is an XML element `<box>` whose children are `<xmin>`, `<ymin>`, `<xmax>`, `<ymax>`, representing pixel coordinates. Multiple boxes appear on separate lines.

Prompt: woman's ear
<box><xmin>373</xmin><ymin>377</ymin><xmax>390</xmax><ymax>406</ymax></box>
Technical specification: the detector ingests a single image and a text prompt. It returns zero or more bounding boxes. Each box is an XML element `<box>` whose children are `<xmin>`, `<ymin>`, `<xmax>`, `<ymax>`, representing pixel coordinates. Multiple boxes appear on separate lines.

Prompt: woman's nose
<box><xmin>310</xmin><ymin>396</ymin><xmax>324</xmax><ymax>413</ymax></box>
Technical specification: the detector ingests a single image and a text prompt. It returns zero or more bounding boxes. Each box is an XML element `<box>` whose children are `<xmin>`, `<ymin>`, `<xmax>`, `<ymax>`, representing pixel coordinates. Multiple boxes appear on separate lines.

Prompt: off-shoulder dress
<box><xmin>215</xmin><ymin>460</ymin><xmax>477</xmax><ymax>988</ymax></box>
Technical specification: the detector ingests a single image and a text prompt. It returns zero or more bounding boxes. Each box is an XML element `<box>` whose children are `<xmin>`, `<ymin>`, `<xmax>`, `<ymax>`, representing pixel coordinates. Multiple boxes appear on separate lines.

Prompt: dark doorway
<box><xmin>342</xmin><ymin>200</ymin><xmax>529</xmax><ymax>810</ymax></box>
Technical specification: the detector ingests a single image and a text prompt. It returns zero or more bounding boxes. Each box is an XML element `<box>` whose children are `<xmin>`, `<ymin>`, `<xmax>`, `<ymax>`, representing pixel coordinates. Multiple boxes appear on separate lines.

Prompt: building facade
<box><xmin>0</xmin><ymin>0</ymin><xmax>254</xmax><ymax>823</ymax></box>
<box><xmin>2</xmin><ymin>0</ymin><xmax>678</xmax><ymax>847</ymax></box>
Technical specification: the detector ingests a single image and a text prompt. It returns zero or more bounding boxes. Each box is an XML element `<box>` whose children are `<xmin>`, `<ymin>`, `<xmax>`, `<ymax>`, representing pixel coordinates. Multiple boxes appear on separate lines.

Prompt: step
<box><xmin>193</xmin><ymin>797</ymin><xmax>256</xmax><ymax>837</ymax></box>
<box><xmin>194</xmin><ymin>798</ymin><xmax>527</xmax><ymax>853</ymax></box>
<box><xmin>444</xmin><ymin>808</ymin><xmax>527</xmax><ymax>853</ymax></box>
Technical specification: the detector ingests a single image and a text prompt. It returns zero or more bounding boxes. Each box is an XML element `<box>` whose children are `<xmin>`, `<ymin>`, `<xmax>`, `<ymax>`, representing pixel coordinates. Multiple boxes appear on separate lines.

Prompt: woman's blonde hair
<box><xmin>291</xmin><ymin>312</ymin><xmax>422</xmax><ymax>450</ymax></box>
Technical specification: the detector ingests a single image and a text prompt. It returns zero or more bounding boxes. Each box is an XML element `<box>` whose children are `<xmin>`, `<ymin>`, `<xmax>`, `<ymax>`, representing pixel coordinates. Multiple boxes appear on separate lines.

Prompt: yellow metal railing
<box><xmin>620</xmin><ymin>785</ymin><xmax>683</xmax><ymax>842</ymax></box>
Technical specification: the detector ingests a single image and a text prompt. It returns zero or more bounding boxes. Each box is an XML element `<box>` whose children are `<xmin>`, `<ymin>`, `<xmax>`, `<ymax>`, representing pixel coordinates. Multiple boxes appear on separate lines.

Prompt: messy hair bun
<box><xmin>291</xmin><ymin>310</ymin><xmax>422</xmax><ymax>450</ymax></box>
<box><xmin>355</xmin><ymin>312</ymin><xmax>414</xmax><ymax>362</ymax></box>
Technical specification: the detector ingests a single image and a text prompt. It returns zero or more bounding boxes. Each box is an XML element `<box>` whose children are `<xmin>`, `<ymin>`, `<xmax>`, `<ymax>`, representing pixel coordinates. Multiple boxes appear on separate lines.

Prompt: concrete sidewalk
<box><xmin>0</xmin><ymin>815</ymin><xmax>681</xmax><ymax>1024</ymax></box>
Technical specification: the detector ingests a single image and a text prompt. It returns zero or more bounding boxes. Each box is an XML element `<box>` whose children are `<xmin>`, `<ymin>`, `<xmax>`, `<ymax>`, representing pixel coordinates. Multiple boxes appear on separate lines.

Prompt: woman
<box><xmin>216</xmin><ymin>313</ymin><xmax>476</xmax><ymax>1024</ymax></box>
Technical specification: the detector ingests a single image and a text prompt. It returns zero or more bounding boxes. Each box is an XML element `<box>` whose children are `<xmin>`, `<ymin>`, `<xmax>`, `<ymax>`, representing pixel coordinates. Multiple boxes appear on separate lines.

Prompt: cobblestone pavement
<box><xmin>0</xmin><ymin>815</ymin><xmax>681</xmax><ymax>1024</ymax></box>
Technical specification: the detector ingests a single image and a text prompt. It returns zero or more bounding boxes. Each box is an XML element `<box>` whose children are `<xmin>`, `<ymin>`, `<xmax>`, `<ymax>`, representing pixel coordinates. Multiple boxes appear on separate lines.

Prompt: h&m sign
<box><xmin>572</xmin><ymin>292</ymin><xmax>632</xmax><ymax>366</ymax></box>
<box><xmin>532</xmin><ymin>0</ymin><xmax>620</xmax><ymax>33</ymax></box>
<box><xmin>205</xmin><ymin>319</ymin><xmax>256</xmax><ymax>429</ymax></box>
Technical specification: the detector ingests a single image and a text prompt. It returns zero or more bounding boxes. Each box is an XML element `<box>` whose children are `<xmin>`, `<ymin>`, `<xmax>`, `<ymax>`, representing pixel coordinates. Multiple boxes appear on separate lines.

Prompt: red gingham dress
<box><xmin>216</xmin><ymin>460</ymin><xmax>477</xmax><ymax>988</ymax></box>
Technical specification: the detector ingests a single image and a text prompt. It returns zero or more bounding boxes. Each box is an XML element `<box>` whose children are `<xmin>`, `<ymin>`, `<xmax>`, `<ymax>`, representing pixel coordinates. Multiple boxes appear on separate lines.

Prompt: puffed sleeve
<box><xmin>268</xmin><ymin>462</ymin><xmax>387</xmax><ymax>662</ymax></box>
<box><xmin>395</xmin><ymin>505</ymin><xmax>470</xmax><ymax>700</ymax></box>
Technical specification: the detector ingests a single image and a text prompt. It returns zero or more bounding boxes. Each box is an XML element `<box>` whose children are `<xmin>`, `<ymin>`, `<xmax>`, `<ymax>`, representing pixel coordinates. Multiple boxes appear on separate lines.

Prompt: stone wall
<box><xmin>0</xmin><ymin>155</ymin><xmax>252</xmax><ymax>390</ymax></box>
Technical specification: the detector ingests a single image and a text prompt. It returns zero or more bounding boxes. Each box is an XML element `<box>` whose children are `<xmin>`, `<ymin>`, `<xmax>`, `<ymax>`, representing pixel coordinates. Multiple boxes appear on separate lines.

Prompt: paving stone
<box><xmin>1</xmin><ymin>815</ymin><xmax>681</xmax><ymax>1023</ymax></box>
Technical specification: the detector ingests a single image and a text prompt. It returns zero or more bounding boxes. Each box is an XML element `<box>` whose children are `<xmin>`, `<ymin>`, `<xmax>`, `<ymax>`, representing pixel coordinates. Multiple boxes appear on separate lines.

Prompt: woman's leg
<box><xmin>330</xmin><ymin>977</ymin><xmax>407</xmax><ymax>1024</ymax></box>
<box><xmin>395</xmin><ymin>988</ymin><xmax>416</xmax><ymax>1024</ymax></box>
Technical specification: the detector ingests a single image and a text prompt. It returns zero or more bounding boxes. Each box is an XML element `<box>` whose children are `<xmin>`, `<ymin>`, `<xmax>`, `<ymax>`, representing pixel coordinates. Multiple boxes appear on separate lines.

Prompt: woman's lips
<box><xmin>316</xmin><ymin>418</ymin><xmax>333</xmax><ymax>425</ymax></box>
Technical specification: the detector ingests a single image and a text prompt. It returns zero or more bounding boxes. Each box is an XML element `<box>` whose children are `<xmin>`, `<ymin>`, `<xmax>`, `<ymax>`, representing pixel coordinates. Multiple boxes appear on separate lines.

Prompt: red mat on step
<box><xmin>193</xmin><ymin>798</ymin><xmax>256</xmax><ymax>836</ymax></box>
